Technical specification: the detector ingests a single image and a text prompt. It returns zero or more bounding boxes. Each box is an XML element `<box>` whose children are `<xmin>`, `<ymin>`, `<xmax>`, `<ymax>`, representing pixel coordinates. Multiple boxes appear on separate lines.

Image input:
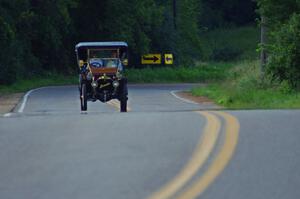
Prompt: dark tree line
<box><xmin>0</xmin><ymin>0</ymin><xmax>78</xmax><ymax>84</ymax></box>
<box><xmin>200</xmin><ymin>0</ymin><xmax>257</xmax><ymax>28</ymax></box>
<box><xmin>0</xmin><ymin>0</ymin><xmax>257</xmax><ymax>84</ymax></box>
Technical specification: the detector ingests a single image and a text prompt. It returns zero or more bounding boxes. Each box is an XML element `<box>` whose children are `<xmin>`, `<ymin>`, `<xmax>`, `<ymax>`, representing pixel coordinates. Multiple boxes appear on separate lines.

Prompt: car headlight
<box><xmin>91</xmin><ymin>81</ymin><xmax>98</xmax><ymax>88</ymax></box>
<box><xmin>112</xmin><ymin>81</ymin><xmax>119</xmax><ymax>88</ymax></box>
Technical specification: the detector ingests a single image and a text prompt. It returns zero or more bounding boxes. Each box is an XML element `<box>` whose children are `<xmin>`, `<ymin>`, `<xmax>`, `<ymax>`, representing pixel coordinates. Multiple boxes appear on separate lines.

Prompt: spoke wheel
<box><xmin>119</xmin><ymin>80</ymin><xmax>128</xmax><ymax>112</ymax></box>
<box><xmin>120</xmin><ymin>99</ymin><xmax>127</xmax><ymax>112</ymax></box>
<box><xmin>80</xmin><ymin>83</ymin><xmax>87</xmax><ymax>111</ymax></box>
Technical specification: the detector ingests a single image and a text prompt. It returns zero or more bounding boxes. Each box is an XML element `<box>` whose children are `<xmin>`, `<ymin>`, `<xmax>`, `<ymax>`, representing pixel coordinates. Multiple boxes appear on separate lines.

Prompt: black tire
<box><xmin>80</xmin><ymin>83</ymin><xmax>87</xmax><ymax>111</ymax></box>
<box><xmin>120</xmin><ymin>99</ymin><xmax>127</xmax><ymax>112</ymax></box>
<box><xmin>119</xmin><ymin>80</ymin><xmax>128</xmax><ymax>112</ymax></box>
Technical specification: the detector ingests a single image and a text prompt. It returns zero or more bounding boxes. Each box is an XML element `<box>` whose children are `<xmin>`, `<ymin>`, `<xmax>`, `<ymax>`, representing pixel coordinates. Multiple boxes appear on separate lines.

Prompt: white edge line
<box><xmin>170</xmin><ymin>90</ymin><xmax>198</xmax><ymax>105</ymax></box>
<box><xmin>3</xmin><ymin>113</ymin><xmax>12</xmax><ymax>117</ymax></box>
<box><xmin>17</xmin><ymin>89</ymin><xmax>35</xmax><ymax>113</ymax></box>
<box><xmin>17</xmin><ymin>87</ymin><xmax>46</xmax><ymax>113</ymax></box>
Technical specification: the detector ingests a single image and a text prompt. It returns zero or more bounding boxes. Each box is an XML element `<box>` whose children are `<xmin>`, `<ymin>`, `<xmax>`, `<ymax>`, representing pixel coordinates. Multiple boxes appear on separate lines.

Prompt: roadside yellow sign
<box><xmin>141</xmin><ymin>54</ymin><xmax>161</xmax><ymax>64</ymax></box>
<box><xmin>164</xmin><ymin>54</ymin><xmax>173</xmax><ymax>64</ymax></box>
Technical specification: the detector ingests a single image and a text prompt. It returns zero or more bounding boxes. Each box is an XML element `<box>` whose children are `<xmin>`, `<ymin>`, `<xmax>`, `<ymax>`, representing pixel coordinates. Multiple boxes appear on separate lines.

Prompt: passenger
<box><xmin>105</xmin><ymin>51</ymin><xmax>123</xmax><ymax>71</ymax></box>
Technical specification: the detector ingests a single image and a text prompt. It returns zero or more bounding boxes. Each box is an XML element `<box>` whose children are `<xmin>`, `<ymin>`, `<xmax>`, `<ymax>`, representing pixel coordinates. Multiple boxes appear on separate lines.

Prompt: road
<box><xmin>0</xmin><ymin>84</ymin><xmax>300</xmax><ymax>199</ymax></box>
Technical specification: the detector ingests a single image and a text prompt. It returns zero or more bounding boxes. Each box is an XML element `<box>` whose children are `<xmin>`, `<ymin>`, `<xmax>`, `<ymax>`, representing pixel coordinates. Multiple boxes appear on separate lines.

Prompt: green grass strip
<box><xmin>191</xmin><ymin>61</ymin><xmax>300</xmax><ymax>109</ymax></box>
<box><xmin>0</xmin><ymin>74</ymin><xmax>77</xmax><ymax>94</ymax></box>
<box><xmin>125</xmin><ymin>63</ymin><xmax>233</xmax><ymax>83</ymax></box>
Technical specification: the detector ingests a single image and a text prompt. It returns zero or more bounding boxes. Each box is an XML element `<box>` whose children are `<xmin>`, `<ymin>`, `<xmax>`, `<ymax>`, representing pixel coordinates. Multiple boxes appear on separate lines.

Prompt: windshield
<box><xmin>89</xmin><ymin>58</ymin><xmax>122</xmax><ymax>70</ymax></box>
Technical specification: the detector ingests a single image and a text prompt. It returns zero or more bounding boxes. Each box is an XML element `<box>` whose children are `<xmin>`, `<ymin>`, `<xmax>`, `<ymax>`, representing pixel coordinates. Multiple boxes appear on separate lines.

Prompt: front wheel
<box><xmin>120</xmin><ymin>99</ymin><xmax>127</xmax><ymax>112</ymax></box>
<box><xmin>119</xmin><ymin>79</ymin><xmax>128</xmax><ymax>112</ymax></box>
<box><xmin>80</xmin><ymin>83</ymin><xmax>87</xmax><ymax>111</ymax></box>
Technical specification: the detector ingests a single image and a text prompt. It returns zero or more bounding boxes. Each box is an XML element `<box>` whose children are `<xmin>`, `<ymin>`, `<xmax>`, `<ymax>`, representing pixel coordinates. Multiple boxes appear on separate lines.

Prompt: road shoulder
<box><xmin>177</xmin><ymin>91</ymin><xmax>214</xmax><ymax>104</ymax></box>
<box><xmin>0</xmin><ymin>93</ymin><xmax>24</xmax><ymax>115</ymax></box>
<box><xmin>176</xmin><ymin>91</ymin><xmax>222</xmax><ymax>108</ymax></box>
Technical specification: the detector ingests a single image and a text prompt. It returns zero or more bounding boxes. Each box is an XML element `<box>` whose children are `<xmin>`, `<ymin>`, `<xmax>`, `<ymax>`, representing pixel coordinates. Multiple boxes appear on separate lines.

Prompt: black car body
<box><xmin>75</xmin><ymin>42</ymin><xmax>128</xmax><ymax>112</ymax></box>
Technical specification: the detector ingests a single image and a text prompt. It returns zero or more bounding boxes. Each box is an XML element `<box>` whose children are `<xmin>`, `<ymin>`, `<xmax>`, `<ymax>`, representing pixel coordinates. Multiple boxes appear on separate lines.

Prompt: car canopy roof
<box><xmin>75</xmin><ymin>42</ymin><xmax>128</xmax><ymax>51</ymax></box>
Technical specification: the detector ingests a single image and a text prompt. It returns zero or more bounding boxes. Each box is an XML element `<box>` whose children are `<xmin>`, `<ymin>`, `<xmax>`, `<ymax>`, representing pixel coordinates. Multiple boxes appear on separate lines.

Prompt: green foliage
<box><xmin>0</xmin><ymin>16</ymin><xmax>22</xmax><ymax>84</ymax></box>
<box><xmin>278</xmin><ymin>80</ymin><xmax>294</xmax><ymax>94</ymax></box>
<box><xmin>200</xmin><ymin>26</ymin><xmax>260</xmax><ymax>61</ymax></box>
<box><xmin>192</xmin><ymin>61</ymin><xmax>300</xmax><ymax>109</ymax></box>
<box><xmin>199</xmin><ymin>0</ymin><xmax>257</xmax><ymax>29</ymax></box>
<box><xmin>257</xmin><ymin>0</ymin><xmax>300</xmax><ymax>89</ymax></box>
<box><xmin>0</xmin><ymin>0</ymin><xmax>259</xmax><ymax>86</ymax></box>
<box><xmin>125</xmin><ymin>63</ymin><xmax>233</xmax><ymax>83</ymax></box>
<box><xmin>257</xmin><ymin>0</ymin><xmax>300</xmax><ymax>28</ymax></box>
<box><xmin>0</xmin><ymin>0</ymin><xmax>78</xmax><ymax>85</ymax></box>
<box><xmin>210</xmin><ymin>46</ymin><xmax>242</xmax><ymax>61</ymax></box>
<box><xmin>194</xmin><ymin>83</ymin><xmax>300</xmax><ymax>109</ymax></box>
<box><xmin>0</xmin><ymin>73</ymin><xmax>77</xmax><ymax>94</ymax></box>
<box><xmin>0</xmin><ymin>0</ymin><xmax>205</xmax><ymax>86</ymax></box>
<box><xmin>267</xmin><ymin>14</ymin><xmax>300</xmax><ymax>88</ymax></box>
<box><xmin>175</xmin><ymin>0</ymin><xmax>202</xmax><ymax>65</ymax></box>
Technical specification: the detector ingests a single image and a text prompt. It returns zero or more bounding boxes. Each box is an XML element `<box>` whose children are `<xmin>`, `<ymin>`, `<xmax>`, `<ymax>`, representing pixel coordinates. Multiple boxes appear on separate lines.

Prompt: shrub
<box><xmin>0</xmin><ymin>17</ymin><xmax>19</xmax><ymax>84</ymax></box>
<box><xmin>267</xmin><ymin>14</ymin><xmax>300</xmax><ymax>89</ymax></box>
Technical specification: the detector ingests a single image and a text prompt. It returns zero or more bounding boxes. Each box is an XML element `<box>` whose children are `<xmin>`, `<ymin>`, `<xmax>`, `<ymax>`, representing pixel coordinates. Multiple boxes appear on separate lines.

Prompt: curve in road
<box><xmin>0</xmin><ymin>84</ymin><xmax>247</xmax><ymax>199</ymax></box>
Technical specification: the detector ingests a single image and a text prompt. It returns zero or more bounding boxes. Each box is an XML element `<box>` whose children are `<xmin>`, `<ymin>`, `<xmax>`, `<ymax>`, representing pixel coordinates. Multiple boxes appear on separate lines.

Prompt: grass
<box><xmin>191</xmin><ymin>61</ymin><xmax>300</xmax><ymax>109</ymax></box>
<box><xmin>125</xmin><ymin>62</ymin><xmax>233</xmax><ymax>83</ymax></box>
<box><xmin>0</xmin><ymin>73</ymin><xmax>77</xmax><ymax>94</ymax></box>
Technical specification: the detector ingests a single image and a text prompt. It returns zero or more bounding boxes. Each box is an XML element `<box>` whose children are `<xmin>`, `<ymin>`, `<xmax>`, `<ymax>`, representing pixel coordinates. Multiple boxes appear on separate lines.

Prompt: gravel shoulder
<box><xmin>0</xmin><ymin>93</ymin><xmax>23</xmax><ymax>114</ymax></box>
<box><xmin>177</xmin><ymin>91</ymin><xmax>220</xmax><ymax>107</ymax></box>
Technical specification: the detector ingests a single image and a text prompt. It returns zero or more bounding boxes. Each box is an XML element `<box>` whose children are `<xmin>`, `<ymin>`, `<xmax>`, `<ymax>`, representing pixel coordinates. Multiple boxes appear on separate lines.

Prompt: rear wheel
<box><xmin>80</xmin><ymin>83</ymin><xmax>87</xmax><ymax>111</ymax></box>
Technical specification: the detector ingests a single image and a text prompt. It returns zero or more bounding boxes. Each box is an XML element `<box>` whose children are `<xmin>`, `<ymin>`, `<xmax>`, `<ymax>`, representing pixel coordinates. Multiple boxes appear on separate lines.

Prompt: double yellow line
<box><xmin>148</xmin><ymin>111</ymin><xmax>240</xmax><ymax>199</ymax></box>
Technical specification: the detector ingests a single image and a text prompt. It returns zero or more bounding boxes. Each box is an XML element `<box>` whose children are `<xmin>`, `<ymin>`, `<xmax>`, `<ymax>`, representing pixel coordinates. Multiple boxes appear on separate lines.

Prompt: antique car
<box><xmin>75</xmin><ymin>42</ymin><xmax>128</xmax><ymax>112</ymax></box>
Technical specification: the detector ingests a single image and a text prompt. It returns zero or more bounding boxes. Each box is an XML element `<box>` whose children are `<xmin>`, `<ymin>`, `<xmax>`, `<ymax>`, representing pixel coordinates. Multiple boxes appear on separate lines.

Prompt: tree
<box><xmin>257</xmin><ymin>0</ymin><xmax>300</xmax><ymax>88</ymax></box>
<box><xmin>200</xmin><ymin>0</ymin><xmax>257</xmax><ymax>29</ymax></box>
<box><xmin>0</xmin><ymin>0</ymin><xmax>26</xmax><ymax>84</ymax></box>
<box><xmin>0</xmin><ymin>0</ymin><xmax>204</xmax><ymax>84</ymax></box>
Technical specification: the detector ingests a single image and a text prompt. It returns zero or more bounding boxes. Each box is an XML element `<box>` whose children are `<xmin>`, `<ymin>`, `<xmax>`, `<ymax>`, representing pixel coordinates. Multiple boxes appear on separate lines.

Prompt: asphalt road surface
<box><xmin>0</xmin><ymin>84</ymin><xmax>300</xmax><ymax>199</ymax></box>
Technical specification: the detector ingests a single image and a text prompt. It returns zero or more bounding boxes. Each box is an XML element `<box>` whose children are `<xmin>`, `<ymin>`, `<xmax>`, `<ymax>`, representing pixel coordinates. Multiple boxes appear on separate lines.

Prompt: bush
<box><xmin>267</xmin><ymin>14</ymin><xmax>300</xmax><ymax>89</ymax></box>
<box><xmin>278</xmin><ymin>80</ymin><xmax>293</xmax><ymax>94</ymax></box>
<box><xmin>191</xmin><ymin>60</ymin><xmax>300</xmax><ymax>109</ymax></box>
<box><xmin>0</xmin><ymin>17</ymin><xmax>21</xmax><ymax>84</ymax></box>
